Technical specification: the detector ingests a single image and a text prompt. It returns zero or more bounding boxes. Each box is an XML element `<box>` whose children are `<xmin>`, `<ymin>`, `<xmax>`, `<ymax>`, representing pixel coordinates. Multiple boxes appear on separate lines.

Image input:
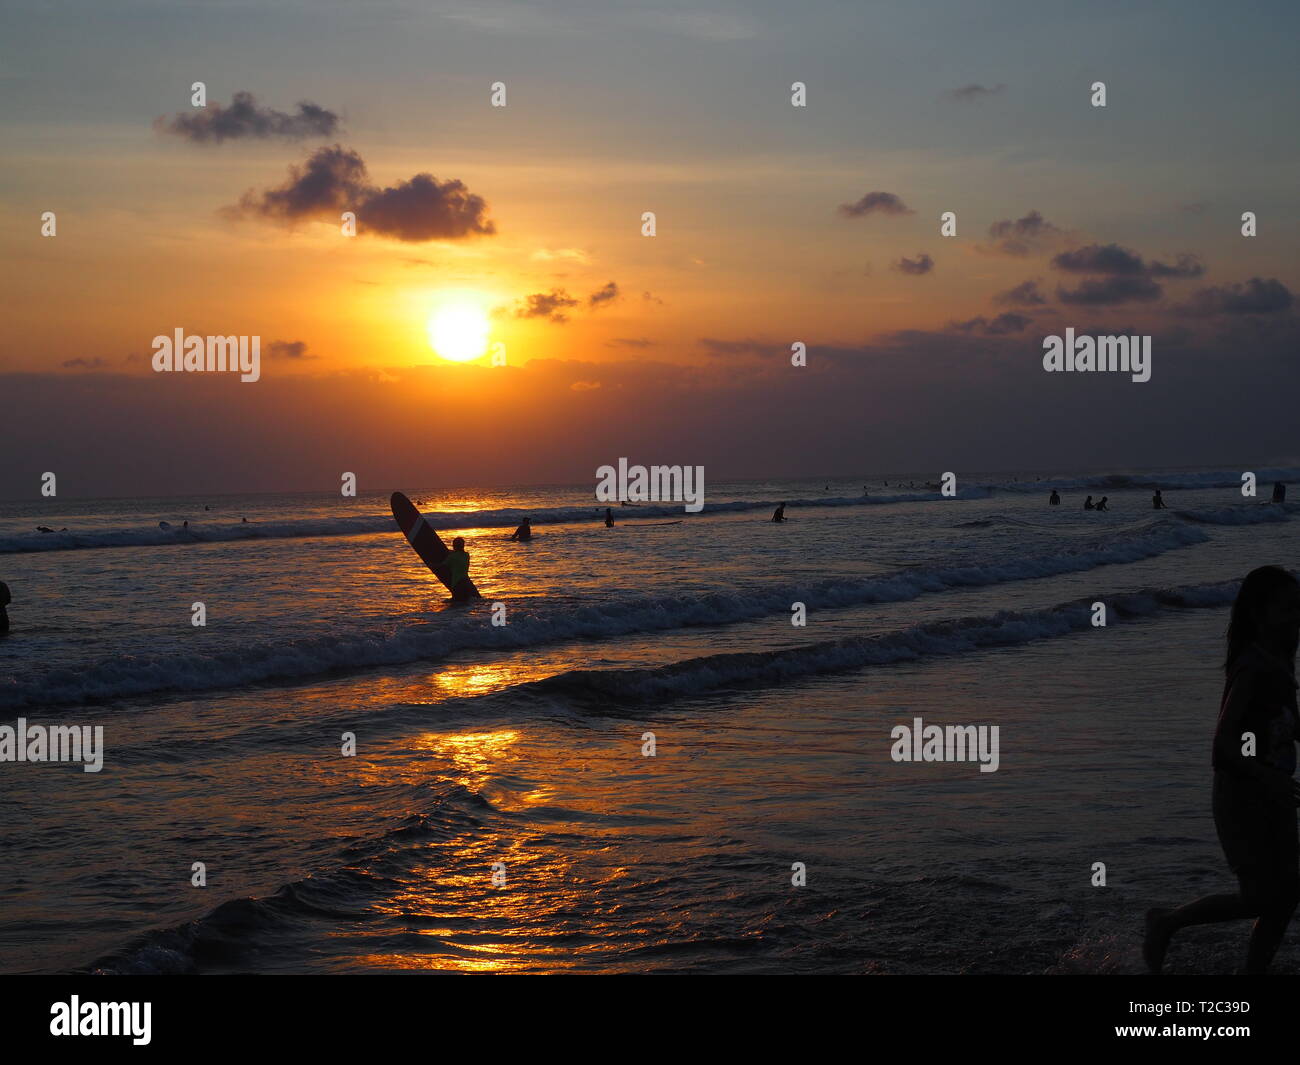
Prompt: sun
<box><xmin>427</xmin><ymin>305</ymin><xmax>490</xmax><ymax>362</ymax></box>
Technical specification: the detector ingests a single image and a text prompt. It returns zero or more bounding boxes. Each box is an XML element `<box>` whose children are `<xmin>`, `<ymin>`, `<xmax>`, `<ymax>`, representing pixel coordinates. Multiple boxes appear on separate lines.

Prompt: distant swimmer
<box><xmin>1084</xmin><ymin>496</ymin><xmax>1095</xmax><ymax>510</ymax></box>
<box><xmin>36</xmin><ymin>526</ymin><xmax>53</xmax><ymax>533</ymax></box>
<box><xmin>508</xmin><ymin>517</ymin><xmax>532</xmax><ymax>542</ymax></box>
<box><xmin>1153</xmin><ymin>490</ymin><xmax>1168</xmax><ymax>510</ymax></box>
<box><xmin>1049</xmin><ymin>490</ymin><xmax>1061</xmax><ymax>506</ymax></box>
<box><xmin>1096</xmin><ymin>496</ymin><xmax>1109</xmax><ymax>511</ymax></box>
<box><xmin>772</xmin><ymin>502</ymin><xmax>787</xmax><ymax>523</ymax></box>
<box><xmin>204</xmin><ymin>505</ymin><xmax>210</xmax><ymax>511</ymax></box>
<box><xmin>447</xmin><ymin>536</ymin><xmax>474</xmax><ymax>602</ymax></box>
<box><xmin>1273</xmin><ymin>482</ymin><xmax>1287</xmax><ymax>504</ymax></box>
<box><xmin>182</xmin><ymin>520</ymin><xmax>189</xmax><ymax>529</ymax></box>
<box><xmin>242</xmin><ymin>517</ymin><xmax>248</xmax><ymax>523</ymax></box>
<box><xmin>0</xmin><ymin>581</ymin><xmax>10</xmax><ymax>634</ymax></box>
<box><xmin>604</xmin><ymin>508</ymin><xmax>614</xmax><ymax>528</ymax></box>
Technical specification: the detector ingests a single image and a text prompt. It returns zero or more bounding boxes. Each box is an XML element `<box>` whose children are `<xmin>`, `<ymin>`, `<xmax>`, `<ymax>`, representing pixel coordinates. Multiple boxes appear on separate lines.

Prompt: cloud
<box><xmin>948</xmin><ymin>313</ymin><xmax>1031</xmax><ymax>335</ymax></box>
<box><xmin>946</xmin><ymin>83</ymin><xmax>1005</xmax><ymax>101</ymax></box>
<box><xmin>156</xmin><ymin>91</ymin><xmax>340</xmax><ymax>143</ymax></box>
<box><xmin>837</xmin><ymin>191</ymin><xmax>913</xmax><ymax>219</ymax></box>
<box><xmin>1179</xmin><ymin>278</ymin><xmax>1294</xmax><ymax>316</ymax></box>
<box><xmin>268</xmin><ymin>340</ymin><xmax>315</xmax><ymax>359</ymax></box>
<box><xmin>61</xmin><ymin>356</ymin><xmax>109</xmax><ymax>370</ymax></box>
<box><xmin>607</xmin><ymin>337</ymin><xmax>656</xmax><ymax>348</ymax></box>
<box><xmin>699</xmin><ymin>337</ymin><xmax>782</xmax><ymax>357</ymax></box>
<box><xmin>642</xmin><ymin>291</ymin><xmax>664</xmax><ymax>305</ymax></box>
<box><xmin>994</xmin><ymin>279</ymin><xmax>1047</xmax><ymax>306</ymax></box>
<box><xmin>1052</xmin><ymin>243</ymin><xmax>1203</xmax><ymax>279</ymax></box>
<box><xmin>894</xmin><ymin>253</ymin><xmax>934</xmax><ymax>276</ymax></box>
<box><xmin>570</xmin><ymin>380</ymin><xmax>603</xmax><ymax>391</ymax></box>
<box><xmin>588</xmin><ymin>281</ymin><xmax>619</xmax><ymax>307</ymax></box>
<box><xmin>979</xmin><ymin>211</ymin><xmax>1063</xmax><ymax>257</ymax></box>
<box><xmin>1147</xmin><ymin>253</ymin><xmax>1206</xmax><ymax>279</ymax></box>
<box><xmin>531</xmin><ymin>247</ymin><xmax>591</xmax><ymax>264</ymax></box>
<box><xmin>1057</xmin><ymin>276</ymin><xmax>1163</xmax><ymax>305</ymax></box>
<box><xmin>514</xmin><ymin>289</ymin><xmax>579</xmax><ymax>323</ymax></box>
<box><xmin>235</xmin><ymin>146</ymin><xmax>496</xmax><ymax>242</ymax></box>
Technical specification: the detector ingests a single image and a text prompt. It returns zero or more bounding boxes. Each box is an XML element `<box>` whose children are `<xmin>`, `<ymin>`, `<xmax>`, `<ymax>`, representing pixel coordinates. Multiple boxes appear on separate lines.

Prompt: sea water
<box><xmin>0</xmin><ymin>467</ymin><xmax>1297</xmax><ymax>974</ymax></box>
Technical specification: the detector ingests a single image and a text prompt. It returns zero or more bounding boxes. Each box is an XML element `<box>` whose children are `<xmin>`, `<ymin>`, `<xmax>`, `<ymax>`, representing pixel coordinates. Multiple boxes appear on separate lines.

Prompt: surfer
<box><xmin>1144</xmin><ymin>566</ymin><xmax>1300</xmax><ymax>974</ymax></box>
<box><xmin>1096</xmin><ymin>496</ymin><xmax>1109</xmax><ymax>511</ymax></box>
<box><xmin>0</xmin><ymin>581</ymin><xmax>10</xmax><ymax>635</ymax></box>
<box><xmin>448</xmin><ymin>537</ymin><xmax>474</xmax><ymax>602</ymax></box>
<box><xmin>508</xmin><ymin>517</ymin><xmax>532</xmax><ymax>542</ymax></box>
<box><xmin>604</xmin><ymin>508</ymin><xmax>615</xmax><ymax>528</ymax></box>
<box><xmin>772</xmin><ymin>503</ymin><xmax>787</xmax><ymax>523</ymax></box>
<box><xmin>1049</xmin><ymin>490</ymin><xmax>1061</xmax><ymax>506</ymax></box>
<box><xmin>1273</xmin><ymin>483</ymin><xmax>1287</xmax><ymax>504</ymax></box>
<box><xmin>1153</xmin><ymin>490</ymin><xmax>1168</xmax><ymax>510</ymax></box>
<box><xmin>1083</xmin><ymin>496</ymin><xmax>1094</xmax><ymax>510</ymax></box>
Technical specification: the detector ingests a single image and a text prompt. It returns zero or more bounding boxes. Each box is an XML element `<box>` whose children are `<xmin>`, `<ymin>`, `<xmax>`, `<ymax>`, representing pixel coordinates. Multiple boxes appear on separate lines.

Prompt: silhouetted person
<box><xmin>1153</xmin><ymin>490</ymin><xmax>1168</xmax><ymax>510</ymax></box>
<box><xmin>772</xmin><ymin>503</ymin><xmax>787</xmax><ymax>523</ymax></box>
<box><xmin>1145</xmin><ymin>566</ymin><xmax>1300</xmax><ymax>974</ymax></box>
<box><xmin>604</xmin><ymin>508</ymin><xmax>614</xmax><ymax>528</ymax></box>
<box><xmin>1049</xmin><ymin>490</ymin><xmax>1061</xmax><ymax>506</ymax></box>
<box><xmin>1096</xmin><ymin>496</ymin><xmax>1109</xmax><ymax>511</ymax></box>
<box><xmin>508</xmin><ymin>517</ymin><xmax>532</xmax><ymax>542</ymax></box>
<box><xmin>1084</xmin><ymin>496</ymin><xmax>1095</xmax><ymax>510</ymax></box>
<box><xmin>1274</xmin><ymin>483</ymin><xmax>1287</xmax><ymax>504</ymax></box>
<box><xmin>0</xmin><ymin>581</ymin><xmax>10</xmax><ymax>635</ymax></box>
<box><xmin>182</xmin><ymin>520</ymin><xmax>189</xmax><ymax>529</ymax></box>
<box><xmin>447</xmin><ymin>536</ymin><xmax>473</xmax><ymax>602</ymax></box>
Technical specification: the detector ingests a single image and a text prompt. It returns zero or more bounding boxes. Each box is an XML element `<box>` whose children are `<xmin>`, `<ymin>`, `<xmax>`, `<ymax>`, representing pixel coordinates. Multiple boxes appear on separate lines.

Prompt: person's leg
<box><xmin>1243</xmin><ymin>811</ymin><xmax>1300</xmax><ymax>974</ymax></box>
<box><xmin>1144</xmin><ymin>894</ymin><xmax>1254</xmax><ymax>972</ymax></box>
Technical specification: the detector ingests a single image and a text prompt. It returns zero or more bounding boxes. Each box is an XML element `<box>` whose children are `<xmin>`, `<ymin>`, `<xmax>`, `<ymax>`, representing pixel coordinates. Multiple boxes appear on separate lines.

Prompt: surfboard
<box><xmin>390</xmin><ymin>492</ymin><xmax>481</xmax><ymax>599</ymax></box>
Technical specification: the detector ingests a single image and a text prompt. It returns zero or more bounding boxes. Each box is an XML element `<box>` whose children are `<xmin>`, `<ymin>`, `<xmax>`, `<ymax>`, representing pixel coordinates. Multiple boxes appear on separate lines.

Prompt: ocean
<box><xmin>2</xmin><ymin>466</ymin><xmax>1298</xmax><ymax>974</ymax></box>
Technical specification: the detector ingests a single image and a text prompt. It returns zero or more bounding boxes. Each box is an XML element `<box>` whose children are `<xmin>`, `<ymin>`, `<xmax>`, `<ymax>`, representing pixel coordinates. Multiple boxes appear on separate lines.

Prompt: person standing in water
<box><xmin>0</xmin><ymin>581</ymin><xmax>10</xmax><ymax>635</ymax></box>
<box><xmin>1273</xmin><ymin>483</ymin><xmax>1287</xmax><ymax>504</ymax></box>
<box><xmin>447</xmin><ymin>537</ymin><xmax>473</xmax><ymax>602</ymax></box>
<box><xmin>1153</xmin><ymin>489</ymin><xmax>1168</xmax><ymax>509</ymax></box>
<box><xmin>772</xmin><ymin>502</ymin><xmax>787</xmax><ymax>523</ymax></box>
<box><xmin>1084</xmin><ymin>496</ymin><xmax>1095</xmax><ymax>510</ymax></box>
<box><xmin>1049</xmin><ymin>490</ymin><xmax>1061</xmax><ymax>506</ymax></box>
<box><xmin>508</xmin><ymin>517</ymin><xmax>532</xmax><ymax>542</ymax></box>
<box><xmin>1095</xmin><ymin>496</ymin><xmax>1109</xmax><ymax>511</ymax></box>
<box><xmin>604</xmin><ymin>508</ymin><xmax>614</xmax><ymax>528</ymax></box>
<box><xmin>1145</xmin><ymin>566</ymin><xmax>1300</xmax><ymax>974</ymax></box>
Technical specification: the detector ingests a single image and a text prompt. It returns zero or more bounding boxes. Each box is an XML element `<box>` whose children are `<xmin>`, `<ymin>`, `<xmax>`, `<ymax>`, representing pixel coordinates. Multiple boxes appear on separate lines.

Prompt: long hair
<box><xmin>1225</xmin><ymin>565</ymin><xmax>1299</xmax><ymax>672</ymax></box>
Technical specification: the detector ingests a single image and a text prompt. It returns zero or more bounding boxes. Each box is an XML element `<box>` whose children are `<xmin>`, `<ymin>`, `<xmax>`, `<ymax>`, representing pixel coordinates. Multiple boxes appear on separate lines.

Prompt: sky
<box><xmin>1</xmin><ymin>0</ymin><xmax>1297</xmax><ymax>498</ymax></box>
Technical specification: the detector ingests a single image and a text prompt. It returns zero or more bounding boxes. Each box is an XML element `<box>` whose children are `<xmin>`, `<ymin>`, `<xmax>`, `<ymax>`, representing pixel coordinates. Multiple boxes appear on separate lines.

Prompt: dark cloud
<box><xmin>642</xmin><ymin>291</ymin><xmax>664</xmax><ymax>305</ymax></box>
<box><xmin>1179</xmin><ymin>278</ymin><xmax>1294</xmax><ymax>316</ymax></box>
<box><xmin>1147</xmin><ymin>253</ymin><xmax>1206</xmax><ymax>279</ymax></box>
<box><xmin>980</xmin><ymin>211</ymin><xmax>1063</xmax><ymax>257</ymax></box>
<box><xmin>61</xmin><ymin>357</ymin><xmax>109</xmax><ymax>370</ymax></box>
<box><xmin>948</xmin><ymin>313</ymin><xmax>1031</xmax><ymax>335</ymax></box>
<box><xmin>588</xmin><ymin>281</ymin><xmax>619</xmax><ymax>307</ymax></box>
<box><xmin>1057</xmin><ymin>276</ymin><xmax>1163</xmax><ymax>305</ymax></box>
<box><xmin>269</xmin><ymin>340</ymin><xmax>315</xmax><ymax>359</ymax></box>
<box><xmin>515</xmin><ymin>290</ymin><xmax>579</xmax><ymax>323</ymax></box>
<box><xmin>946</xmin><ymin>83</ymin><xmax>1005</xmax><ymax>101</ymax></box>
<box><xmin>235</xmin><ymin>145</ymin><xmax>496</xmax><ymax>242</ymax></box>
<box><xmin>894</xmin><ymin>253</ymin><xmax>934</xmax><ymax>276</ymax></box>
<box><xmin>837</xmin><ymin>191</ymin><xmax>913</xmax><ymax>218</ymax></box>
<box><xmin>994</xmin><ymin>279</ymin><xmax>1048</xmax><ymax>307</ymax></box>
<box><xmin>607</xmin><ymin>337</ymin><xmax>656</xmax><ymax>348</ymax></box>
<box><xmin>1052</xmin><ymin>243</ymin><xmax>1203</xmax><ymax>280</ymax></box>
<box><xmin>156</xmin><ymin>91</ymin><xmax>340</xmax><ymax>143</ymax></box>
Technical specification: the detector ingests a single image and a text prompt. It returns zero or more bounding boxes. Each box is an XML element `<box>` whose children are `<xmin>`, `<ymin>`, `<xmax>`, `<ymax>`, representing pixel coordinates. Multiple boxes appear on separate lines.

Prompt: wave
<box><xmin>0</xmin><ymin>490</ymin><xmax>991</xmax><ymax>554</ymax></box>
<box><xmin>990</xmin><ymin>466</ymin><xmax>1300</xmax><ymax>495</ymax></box>
<box><xmin>529</xmin><ymin>581</ymin><xmax>1239</xmax><ymax>704</ymax></box>
<box><xmin>0</xmin><ymin>518</ymin><xmax>1209</xmax><ymax>711</ymax></box>
<box><xmin>1174</xmin><ymin>502</ymin><xmax>1297</xmax><ymax>525</ymax></box>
